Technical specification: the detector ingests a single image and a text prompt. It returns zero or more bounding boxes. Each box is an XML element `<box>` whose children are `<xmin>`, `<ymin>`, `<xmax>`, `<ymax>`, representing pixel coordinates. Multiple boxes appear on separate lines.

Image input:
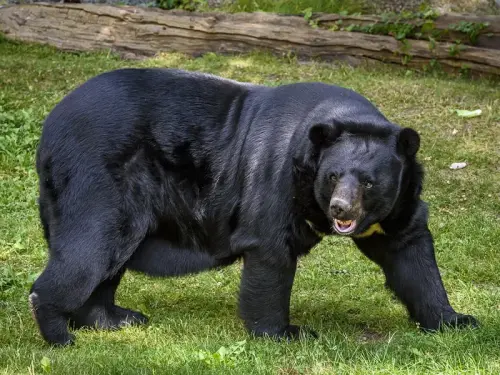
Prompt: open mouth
<box><xmin>333</xmin><ymin>219</ymin><xmax>357</xmax><ymax>235</ymax></box>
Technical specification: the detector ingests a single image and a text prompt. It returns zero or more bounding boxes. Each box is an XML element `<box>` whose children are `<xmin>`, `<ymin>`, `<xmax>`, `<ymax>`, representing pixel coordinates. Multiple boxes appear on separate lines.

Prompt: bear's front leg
<box><xmin>239</xmin><ymin>250</ymin><xmax>317</xmax><ymax>340</ymax></box>
<box><xmin>353</xmin><ymin>203</ymin><xmax>478</xmax><ymax>331</ymax></box>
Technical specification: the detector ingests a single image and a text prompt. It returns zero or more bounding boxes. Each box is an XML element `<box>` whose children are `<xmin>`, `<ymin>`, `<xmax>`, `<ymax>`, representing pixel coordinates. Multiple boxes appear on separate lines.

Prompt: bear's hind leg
<box><xmin>69</xmin><ymin>268</ymin><xmax>148</xmax><ymax>331</ymax></box>
<box><xmin>30</xmin><ymin>213</ymin><xmax>147</xmax><ymax>346</ymax></box>
<box><xmin>30</xmin><ymin>255</ymin><xmax>106</xmax><ymax>346</ymax></box>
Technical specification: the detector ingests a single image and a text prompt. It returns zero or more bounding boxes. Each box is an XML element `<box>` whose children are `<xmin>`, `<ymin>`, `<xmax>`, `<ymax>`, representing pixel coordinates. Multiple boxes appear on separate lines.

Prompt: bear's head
<box><xmin>307</xmin><ymin>123</ymin><xmax>421</xmax><ymax>237</ymax></box>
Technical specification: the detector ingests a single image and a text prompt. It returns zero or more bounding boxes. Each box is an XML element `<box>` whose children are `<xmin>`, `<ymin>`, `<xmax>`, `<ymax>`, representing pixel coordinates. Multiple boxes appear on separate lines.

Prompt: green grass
<box><xmin>1</xmin><ymin>38</ymin><xmax>500</xmax><ymax>375</ymax></box>
<box><xmin>214</xmin><ymin>0</ymin><xmax>365</xmax><ymax>14</ymax></box>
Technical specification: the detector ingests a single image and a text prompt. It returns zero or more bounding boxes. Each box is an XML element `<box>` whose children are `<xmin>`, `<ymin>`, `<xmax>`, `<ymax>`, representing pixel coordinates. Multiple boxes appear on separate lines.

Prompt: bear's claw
<box><xmin>441</xmin><ymin>313</ymin><xmax>479</xmax><ymax>330</ymax></box>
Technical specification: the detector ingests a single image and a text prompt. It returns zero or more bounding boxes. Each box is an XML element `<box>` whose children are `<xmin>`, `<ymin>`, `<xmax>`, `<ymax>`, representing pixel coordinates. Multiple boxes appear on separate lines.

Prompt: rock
<box><xmin>449</xmin><ymin>162</ymin><xmax>468</xmax><ymax>170</ymax></box>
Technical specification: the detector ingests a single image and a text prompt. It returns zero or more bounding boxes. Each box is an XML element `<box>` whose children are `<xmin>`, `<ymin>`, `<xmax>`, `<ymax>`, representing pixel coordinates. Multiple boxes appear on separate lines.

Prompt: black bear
<box><xmin>30</xmin><ymin>68</ymin><xmax>477</xmax><ymax>346</ymax></box>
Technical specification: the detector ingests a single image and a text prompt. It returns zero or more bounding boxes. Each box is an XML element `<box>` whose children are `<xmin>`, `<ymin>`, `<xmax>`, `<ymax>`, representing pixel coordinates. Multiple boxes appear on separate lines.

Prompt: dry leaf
<box><xmin>452</xmin><ymin>109</ymin><xmax>482</xmax><ymax>118</ymax></box>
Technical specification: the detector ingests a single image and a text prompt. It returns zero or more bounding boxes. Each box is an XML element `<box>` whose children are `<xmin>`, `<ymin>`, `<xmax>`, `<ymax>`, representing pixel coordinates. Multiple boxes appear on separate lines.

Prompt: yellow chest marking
<box><xmin>306</xmin><ymin>221</ymin><xmax>385</xmax><ymax>239</ymax></box>
<box><xmin>353</xmin><ymin>223</ymin><xmax>385</xmax><ymax>238</ymax></box>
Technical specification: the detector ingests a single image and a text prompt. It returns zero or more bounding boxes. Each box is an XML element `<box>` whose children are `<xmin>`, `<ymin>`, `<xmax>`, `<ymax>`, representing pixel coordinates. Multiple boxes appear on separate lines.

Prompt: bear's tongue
<box><xmin>334</xmin><ymin>219</ymin><xmax>356</xmax><ymax>233</ymax></box>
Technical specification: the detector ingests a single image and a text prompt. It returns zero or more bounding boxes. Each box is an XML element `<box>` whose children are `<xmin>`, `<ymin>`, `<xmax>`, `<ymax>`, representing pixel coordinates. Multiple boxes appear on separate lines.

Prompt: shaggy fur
<box><xmin>31</xmin><ymin>68</ymin><xmax>478</xmax><ymax>346</ymax></box>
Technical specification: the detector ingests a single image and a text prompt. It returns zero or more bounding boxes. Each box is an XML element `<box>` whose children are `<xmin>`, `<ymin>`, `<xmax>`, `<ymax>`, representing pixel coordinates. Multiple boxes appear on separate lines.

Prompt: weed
<box><xmin>156</xmin><ymin>0</ymin><xmax>204</xmax><ymax>11</ymax></box>
<box><xmin>302</xmin><ymin>7</ymin><xmax>319</xmax><ymax>28</ymax></box>
<box><xmin>448</xmin><ymin>40</ymin><xmax>465</xmax><ymax>57</ymax></box>
<box><xmin>197</xmin><ymin>340</ymin><xmax>247</xmax><ymax>367</ymax></box>
<box><xmin>449</xmin><ymin>21</ymin><xmax>489</xmax><ymax>45</ymax></box>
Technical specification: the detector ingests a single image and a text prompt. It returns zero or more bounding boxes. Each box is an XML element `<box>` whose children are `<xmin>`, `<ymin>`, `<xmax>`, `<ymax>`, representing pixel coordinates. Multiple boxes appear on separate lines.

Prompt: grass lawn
<box><xmin>1</xmin><ymin>38</ymin><xmax>499</xmax><ymax>374</ymax></box>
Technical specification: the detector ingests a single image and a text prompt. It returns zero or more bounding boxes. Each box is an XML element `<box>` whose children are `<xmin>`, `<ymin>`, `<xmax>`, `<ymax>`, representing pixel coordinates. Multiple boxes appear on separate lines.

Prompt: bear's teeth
<box><xmin>337</xmin><ymin>220</ymin><xmax>352</xmax><ymax>227</ymax></box>
<box><xmin>334</xmin><ymin>219</ymin><xmax>356</xmax><ymax>233</ymax></box>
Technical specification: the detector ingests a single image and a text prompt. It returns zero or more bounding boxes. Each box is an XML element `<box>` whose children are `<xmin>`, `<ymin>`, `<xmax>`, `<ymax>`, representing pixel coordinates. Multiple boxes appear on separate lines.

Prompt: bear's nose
<box><xmin>330</xmin><ymin>198</ymin><xmax>352</xmax><ymax>218</ymax></box>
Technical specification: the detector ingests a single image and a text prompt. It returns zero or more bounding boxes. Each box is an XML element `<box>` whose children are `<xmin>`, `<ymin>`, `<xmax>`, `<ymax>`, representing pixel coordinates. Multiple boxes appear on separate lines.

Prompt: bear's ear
<box><xmin>309</xmin><ymin>123</ymin><xmax>341</xmax><ymax>148</ymax></box>
<box><xmin>397</xmin><ymin>127</ymin><xmax>420</xmax><ymax>157</ymax></box>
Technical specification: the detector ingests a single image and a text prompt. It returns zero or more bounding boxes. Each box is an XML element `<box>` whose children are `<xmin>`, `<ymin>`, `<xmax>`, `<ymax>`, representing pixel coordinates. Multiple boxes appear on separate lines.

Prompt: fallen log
<box><xmin>1</xmin><ymin>3</ymin><xmax>499</xmax><ymax>76</ymax></box>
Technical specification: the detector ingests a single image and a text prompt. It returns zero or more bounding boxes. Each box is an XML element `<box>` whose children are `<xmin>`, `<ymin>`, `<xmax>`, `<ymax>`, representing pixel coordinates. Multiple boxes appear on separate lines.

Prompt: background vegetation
<box><xmin>0</xmin><ymin>37</ymin><xmax>499</xmax><ymax>374</ymax></box>
<box><xmin>196</xmin><ymin>0</ymin><xmax>364</xmax><ymax>14</ymax></box>
<box><xmin>155</xmin><ymin>0</ymin><xmax>500</xmax><ymax>15</ymax></box>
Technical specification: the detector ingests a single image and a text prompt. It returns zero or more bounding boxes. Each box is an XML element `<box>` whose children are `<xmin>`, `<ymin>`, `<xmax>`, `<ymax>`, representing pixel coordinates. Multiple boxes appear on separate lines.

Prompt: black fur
<box><xmin>31</xmin><ymin>68</ymin><xmax>477</xmax><ymax>346</ymax></box>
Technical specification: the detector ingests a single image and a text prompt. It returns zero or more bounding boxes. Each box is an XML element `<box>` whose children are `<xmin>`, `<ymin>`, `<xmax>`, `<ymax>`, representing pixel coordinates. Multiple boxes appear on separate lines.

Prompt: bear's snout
<box><xmin>329</xmin><ymin>178</ymin><xmax>363</xmax><ymax>219</ymax></box>
<box><xmin>329</xmin><ymin>177</ymin><xmax>363</xmax><ymax>235</ymax></box>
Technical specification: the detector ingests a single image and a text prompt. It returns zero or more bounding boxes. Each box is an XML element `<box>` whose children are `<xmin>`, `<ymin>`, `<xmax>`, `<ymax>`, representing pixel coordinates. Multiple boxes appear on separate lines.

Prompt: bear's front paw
<box><xmin>252</xmin><ymin>325</ymin><xmax>318</xmax><ymax>341</ymax></box>
<box><xmin>47</xmin><ymin>332</ymin><xmax>76</xmax><ymax>347</ymax></box>
<box><xmin>440</xmin><ymin>313</ymin><xmax>479</xmax><ymax>330</ymax></box>
<box><xmin>420</xmin><ymin>313</ymin><xmax>479</xmax><ymax>333</ymax></box>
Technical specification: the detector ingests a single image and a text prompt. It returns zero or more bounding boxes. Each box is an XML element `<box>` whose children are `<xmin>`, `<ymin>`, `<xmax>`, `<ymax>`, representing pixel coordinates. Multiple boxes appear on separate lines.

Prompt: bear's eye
<box><xmin>330</xmin><ymin>174</ymin><xmax>338</xmax><ymax>182</ymax></box>
<box><xmin>363</xmin><ymin>181</ymin><xmax>373</xmax><ymax>189</ymax></box>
